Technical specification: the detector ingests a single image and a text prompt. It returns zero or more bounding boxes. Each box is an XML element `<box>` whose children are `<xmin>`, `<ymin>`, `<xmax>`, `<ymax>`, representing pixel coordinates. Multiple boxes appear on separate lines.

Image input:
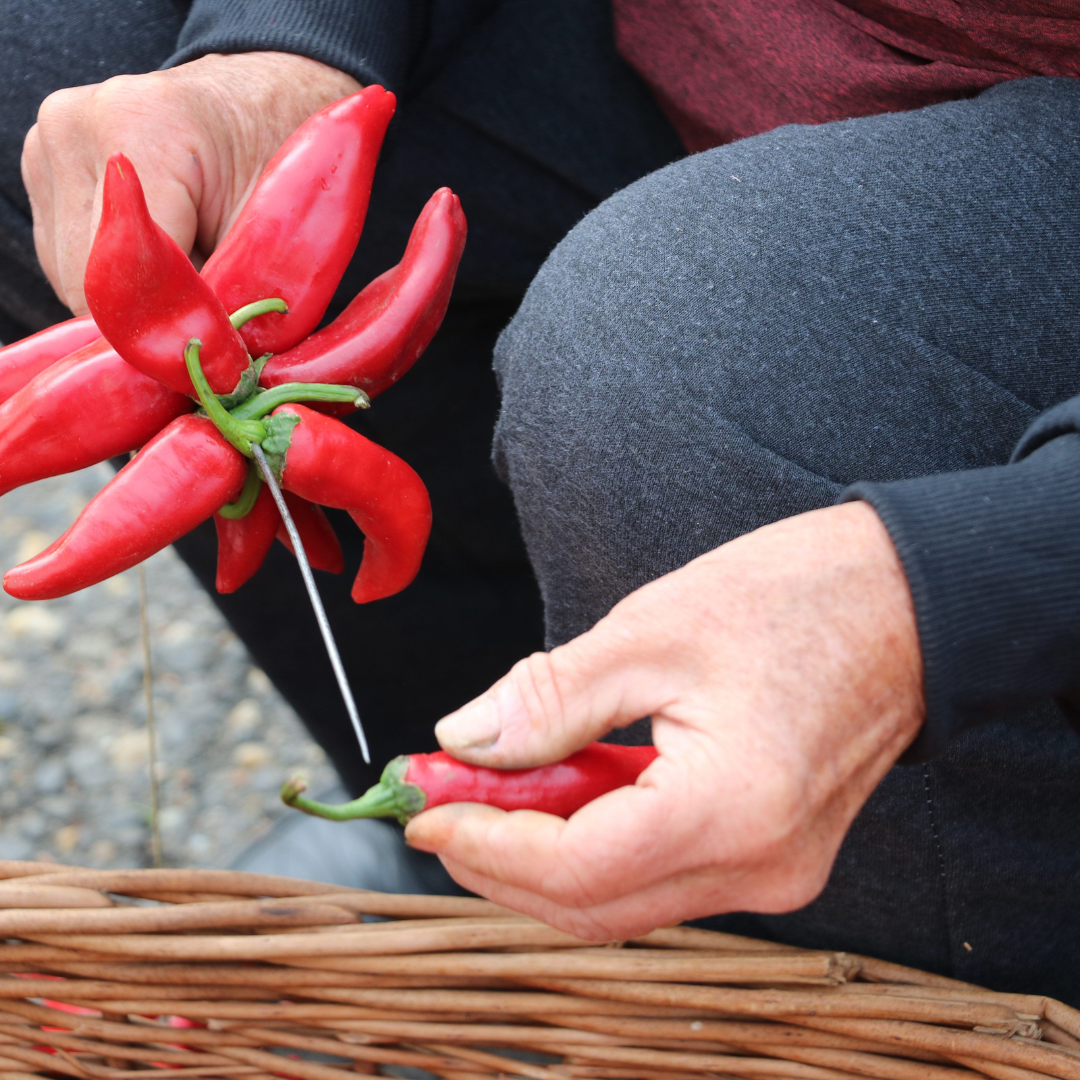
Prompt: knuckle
<box><xmin>21</xmin><ymin>126</ymin><xmax>42</xmax><ymax>173</ymax></box>
<box><xmin>87</xmin><ymin>72</ymin><xmax>178</xmax><ymax>130</ymax></box>
<box><xmin>35</xmin><ymin>87</ymin><xmax>82</xmax><ymax>135</ymax></box>
<box><xmin>506</xmin><ymin>651</ymin><xmax>568</xmax><ymax>734</ymax></box>
<box><xmin>93</xmin><ymin>71</ymin><xmax>160</xmax><ymax>103</ymax></box>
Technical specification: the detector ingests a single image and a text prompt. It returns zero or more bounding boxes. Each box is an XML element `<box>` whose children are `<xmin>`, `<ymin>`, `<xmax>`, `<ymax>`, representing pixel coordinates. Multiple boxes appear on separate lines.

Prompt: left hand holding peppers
<box><xmin>405</xmin><ymin>501</ymin><xmax>925</xmax><ymax>940</ymax></box>
<box><xmin>3</xmin><ymin>88</ymin><xmax>466</xmax><ymax>603</ymax></box>
<box><xmin>22</xmin><ymin>51</ymin><xmax>360</xmax><ymax>314</ymax></box>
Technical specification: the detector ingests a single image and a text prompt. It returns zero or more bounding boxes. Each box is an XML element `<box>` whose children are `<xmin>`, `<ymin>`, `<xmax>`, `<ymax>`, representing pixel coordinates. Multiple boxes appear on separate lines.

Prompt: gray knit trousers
<box><xmin>493</xmin><ymin>77</ymin><xmax>1080</xmax><ymax>1001</ymax></box>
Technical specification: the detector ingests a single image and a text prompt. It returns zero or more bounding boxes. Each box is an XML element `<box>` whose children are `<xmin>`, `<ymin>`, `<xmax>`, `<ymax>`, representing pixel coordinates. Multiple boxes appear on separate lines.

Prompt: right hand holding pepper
<box><xmin>406</xmin><ymin>501</ymin><xmax>926</xmax><ymax>941</ymax></box>
<box><xmin>21</xmin><ymin>51</ymin><xmax>361</xmax><ymax>314</ymax></box>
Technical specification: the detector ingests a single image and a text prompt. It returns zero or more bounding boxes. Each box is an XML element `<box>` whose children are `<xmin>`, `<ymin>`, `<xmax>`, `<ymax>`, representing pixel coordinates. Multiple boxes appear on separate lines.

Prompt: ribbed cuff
<box><xmin>165</xmin><ymin>0</ymin><xmax>416</xmax><ymax>89</ymax></box>
<box><xmin>842</xmin><ymin>432</ymin><xmax>1080</xmax><ymax>761</ymax></box>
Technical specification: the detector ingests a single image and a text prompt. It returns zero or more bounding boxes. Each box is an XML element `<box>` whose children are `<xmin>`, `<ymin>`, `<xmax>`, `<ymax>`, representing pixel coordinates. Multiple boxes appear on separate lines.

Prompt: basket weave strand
<box><xmin>0</xmin><ymin>862</ymin><xmax>1073</xmax><ymax>1080</ymax></box>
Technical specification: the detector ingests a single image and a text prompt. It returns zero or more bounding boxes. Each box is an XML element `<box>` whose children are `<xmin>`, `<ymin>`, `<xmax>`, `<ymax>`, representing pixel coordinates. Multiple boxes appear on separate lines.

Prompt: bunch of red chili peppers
<box><xmin>0</xmin><ymin>87</ymin><xmax>466</xmax><ymax>604</ymax></box>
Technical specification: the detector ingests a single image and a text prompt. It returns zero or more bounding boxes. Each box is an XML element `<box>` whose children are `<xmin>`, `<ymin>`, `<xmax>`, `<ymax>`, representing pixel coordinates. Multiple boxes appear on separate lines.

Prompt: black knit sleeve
<box><xmin>842</xmin><ymin>395</ymin><xmax>1080</xmax><ymax>761</ymax></box>
<box><xmin>164</xmin><ymin>0</ymin><xmax>420</xmax><ymax>90</ymax></box>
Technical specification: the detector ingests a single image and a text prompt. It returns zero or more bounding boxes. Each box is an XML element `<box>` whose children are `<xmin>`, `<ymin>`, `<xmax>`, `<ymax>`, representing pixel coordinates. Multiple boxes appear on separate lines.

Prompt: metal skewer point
<box><xmin>251</xmin><ymin>444</ymin><xmax>370</xmax><ymax>764</ymax></box>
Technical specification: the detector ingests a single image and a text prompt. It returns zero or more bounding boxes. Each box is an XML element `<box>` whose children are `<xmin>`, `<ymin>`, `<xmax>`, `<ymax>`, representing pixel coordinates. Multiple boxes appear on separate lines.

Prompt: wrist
<box><xmin>808</xmin><ymin>501</ymin><xmax>926</xmax><ymax>780</ymax></box>
<box><xmin>830</xmin><ymin>500</ymin><xmax>925</xmax><ymax>753</ymax></box>
<box><xmin>704</xmin><ymin>501</ymin><xmax>925</xmax><ymax>787</ymax></box>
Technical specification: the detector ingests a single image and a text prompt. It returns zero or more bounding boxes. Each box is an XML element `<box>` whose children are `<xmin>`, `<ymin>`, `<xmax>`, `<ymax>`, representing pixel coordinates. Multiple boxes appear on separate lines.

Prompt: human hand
<box><xmin>405</xmin><ymin>501</ymin><xmax>925</xmax><ymax>940</ymax></box>
<box><xmin>21</xmin><ymin>51</ymin><xmax>361</xmax><ymax>314</ymax></box>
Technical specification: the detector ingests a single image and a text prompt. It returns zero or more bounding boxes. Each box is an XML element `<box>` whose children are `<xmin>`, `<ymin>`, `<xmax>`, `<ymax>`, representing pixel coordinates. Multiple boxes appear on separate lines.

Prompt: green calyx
<box><xmin>259</xmin><ymin>411</ymin><xmax>301</xmax><ymax>485</ymax></box>
<box><xmin>216</xmin><ymin>363</ymin><xmax>261</xmax><ymax>410</ymax></box>
<box><xmin>281</xmin><ymin>756</ymin><xmax>428</xmax><ymax>825</ymax></box>
<box><xmin>185</xmin><ymin>297</ymin><xmax>371</xmax><ymax>517</ymax></box>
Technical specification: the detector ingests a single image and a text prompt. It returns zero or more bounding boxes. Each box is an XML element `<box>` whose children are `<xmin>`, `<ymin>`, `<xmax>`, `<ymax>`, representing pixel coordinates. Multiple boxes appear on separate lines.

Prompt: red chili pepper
<box><xmin>0</xmin><ymin>338</ymin><xmax>193</xmax><ymax>498</ymax></box>
<box><xmin>275</xmin><ymin>492</ymin><xmax>345</xmax><ymax>574</ymax></box>
<box><xmin>283</xmin><ymin>744</ymin><xmax>660</xmax><ymax>824</ymax></box>
<box><xmin>0</xmin><ymin>314</ymin><xmax>100</xmax><ymax>405</ymax></box>
<box><xmin>260</xmin><ymin>187</ymin><xmax>467</xmax><ymax>405</ymax></box>
<box><xmin>273</xmin><ymin>404</ymin><xmax>431</xmax><ymax>603</ymax></box>
<box><xmin>84</xmin><ymin>154</ymin><xmax>251</xmax><ymax>397</ymax></box>
<box><xmin>203</xmin><ymin>86</ymin><xmax>396</xmax><ymax>358</ymax></box>
<box><xmin>3</xmin><ymin>415</ymin><xmax>246</xmax><ymax>600</ymax></box>
<box><xmin>213</xmin><ymin>483</ymin><xmax>280</xmax><ymax>594</ymax></box>
<box><xmin>214</xmin><ymin>487</ymin><xmax>343</xmax><ymax>593</ymax></box>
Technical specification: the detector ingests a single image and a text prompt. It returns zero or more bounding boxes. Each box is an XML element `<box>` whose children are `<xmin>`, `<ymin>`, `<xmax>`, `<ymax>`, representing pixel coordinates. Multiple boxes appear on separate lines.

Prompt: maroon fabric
<box><xmin>612</xmin><ymin>0</ymin><xmax>1080</xmax><ymax>152</ymax></box>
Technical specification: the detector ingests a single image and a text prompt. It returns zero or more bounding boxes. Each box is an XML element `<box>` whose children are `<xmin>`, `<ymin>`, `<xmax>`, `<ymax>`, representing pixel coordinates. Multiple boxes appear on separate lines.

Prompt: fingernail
<box><xmin>435</xmin><ymin>699</ymin><xmax>501</xmax><ymax>751</ymax></box>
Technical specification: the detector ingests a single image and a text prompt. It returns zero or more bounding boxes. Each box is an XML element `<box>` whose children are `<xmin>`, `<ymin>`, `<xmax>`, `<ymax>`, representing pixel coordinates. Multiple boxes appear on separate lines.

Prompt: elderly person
<box><xmin>1</xmin><ymin>0</ymin><xmax>1078</xmax><ymax>1001</ymax></box>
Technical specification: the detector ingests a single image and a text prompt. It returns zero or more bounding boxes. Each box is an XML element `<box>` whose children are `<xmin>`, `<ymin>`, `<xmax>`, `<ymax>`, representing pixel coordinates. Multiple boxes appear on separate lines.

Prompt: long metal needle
<box><xmin>251</xmin><ymin>444</ymin><xmax>370</xmax><ymax>763</ymax></box>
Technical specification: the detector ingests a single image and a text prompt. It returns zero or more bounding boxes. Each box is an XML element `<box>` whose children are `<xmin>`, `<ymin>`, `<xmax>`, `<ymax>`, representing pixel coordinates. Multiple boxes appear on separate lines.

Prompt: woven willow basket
<box><xmin>0</xmin><ymin>862</ymin><xmax>1073</xmax><ymax>1080</ymax></box>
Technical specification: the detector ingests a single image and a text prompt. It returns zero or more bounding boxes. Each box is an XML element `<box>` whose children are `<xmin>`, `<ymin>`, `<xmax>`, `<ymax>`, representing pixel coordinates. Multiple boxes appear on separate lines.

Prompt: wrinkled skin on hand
<box><xmin>22</xmin><ymin>51</ymin><xmax>361</xmax><ymax>313</ymax></box>
<box><xmin>406</xmin><ymin>501</ymin><xmax>925</xmax><ymax>941</ymax></box>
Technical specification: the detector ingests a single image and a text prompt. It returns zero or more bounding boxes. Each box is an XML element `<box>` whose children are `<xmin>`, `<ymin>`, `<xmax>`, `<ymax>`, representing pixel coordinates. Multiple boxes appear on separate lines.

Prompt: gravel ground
<box><xmin>0</xmin><ymin>462</ymin><xmax>338</xmax><ymax>869</ymax></box>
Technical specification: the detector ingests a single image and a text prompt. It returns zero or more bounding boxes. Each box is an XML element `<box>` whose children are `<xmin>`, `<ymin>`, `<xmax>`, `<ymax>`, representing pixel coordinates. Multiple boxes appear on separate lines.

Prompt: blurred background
<box><xmin>0</xmin><ymin>462</ymin><xmax>337</xmax><ymax>868</ymax></box>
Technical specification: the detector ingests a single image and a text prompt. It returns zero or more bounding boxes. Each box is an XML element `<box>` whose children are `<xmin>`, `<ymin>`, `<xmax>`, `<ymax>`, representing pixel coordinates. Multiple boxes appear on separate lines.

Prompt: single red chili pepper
<box><xmin>260</xmin><ymin>187</ymin><xmax>467</xmax><ymax>405</ymax></box>
<box><xmin>202</xmin><ymin>86</ymin><xmax>396</xmax><ymax>358</ymax></box>
<box><xmin>4</xmin><ymin>415</ymin><xmax>246</xmax><ymax>601</ymax></box>
<box><xmin>282</xmin><ymin>744</ymin><xmax>660</xmax><ymax>824</ymax></box>
<box><xmin>213</xmin><ymin>483</ymin><xmax>280</xmax><ymax>594</ymax></box>
<box><xmin>0</xmin><ymin>338</ymin><xmax>193</xmax><ymax>499</ymax></box>
<box><xmin>83</xmin><ymin>154</ymin><xmax>252</xmax><ymax>397</ymax></box>
<box><xmin>0</xmin><ymin>314</ymin><xmax>100</xmax><ymax>405</ymax></box>
<box><xmin>214</xmin><ymin>486</ymin><xmax>343</xmax><ymax>593</ymax></box>
<box><xmin>271</xmin><ymin>403</ymin><xmax>431</xmax><ymax>603</ymax></box>
<box><xmin>275</xmin><ymin>492</ymin><xmax>345</xmax><ymax>574</ymax></box>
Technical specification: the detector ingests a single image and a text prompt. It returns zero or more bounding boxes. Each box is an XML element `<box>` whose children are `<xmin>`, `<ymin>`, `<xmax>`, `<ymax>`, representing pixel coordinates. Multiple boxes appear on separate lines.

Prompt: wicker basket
<box><xmin>0</xmin><ymin>862</ymin><xmax>1073</xmax><ymax>1080</ymax></box>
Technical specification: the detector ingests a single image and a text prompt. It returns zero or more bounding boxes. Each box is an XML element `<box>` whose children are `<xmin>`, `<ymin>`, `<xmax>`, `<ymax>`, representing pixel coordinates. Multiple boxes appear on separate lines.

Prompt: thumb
<box><xmin>433</xmin><ymin>621</ymin><xmax>666</xmax><ymax>768</ymax></box>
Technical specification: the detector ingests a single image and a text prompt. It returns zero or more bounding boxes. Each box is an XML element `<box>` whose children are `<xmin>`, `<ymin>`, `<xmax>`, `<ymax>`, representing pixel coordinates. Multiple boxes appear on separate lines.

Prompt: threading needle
<box><xmin>251</xmin><ymin>444</ymin><xmax>370</xmax><ymax>764</ymax></box>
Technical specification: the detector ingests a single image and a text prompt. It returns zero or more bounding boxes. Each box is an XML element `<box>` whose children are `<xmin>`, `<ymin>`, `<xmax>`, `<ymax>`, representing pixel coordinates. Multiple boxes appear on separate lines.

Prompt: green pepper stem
<box><xmin>217</xmin><ymin>461</ymin><xmax>262</xmax><ymax>519</ymax></box>
<box><xmin>229</xmin><ymin>297</ymin><xmax>288</xmax><ymax>330</ymax></box>
<box><xmin>231</xmin><ymin>383</ymin><xmax>370</xmax><ymax>421</ymax></box>
<box><xmin>281</xmin><ymin>778</ymin><xmax>401</xmax><ymax>821</ymax></box>
<box><xmin>281</xmin><ymin>759</ymin><xmax>426</xmax><ymax>826</ymax></box>
<box><xmin>184</xmin><ymin>338</ymin><xmax>266</xmax><ymax>456</ymax></box>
